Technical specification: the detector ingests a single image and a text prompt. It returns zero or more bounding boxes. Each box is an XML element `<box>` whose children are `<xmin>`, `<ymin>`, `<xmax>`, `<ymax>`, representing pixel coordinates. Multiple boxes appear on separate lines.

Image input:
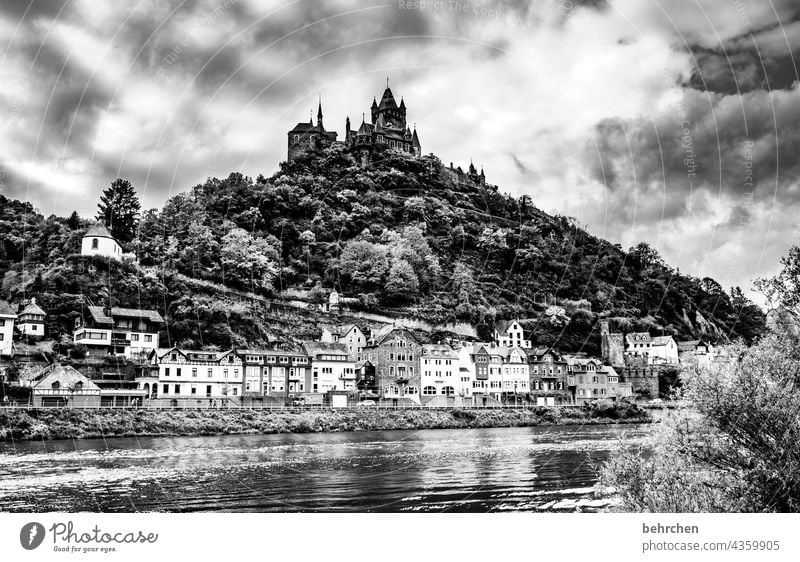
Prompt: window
<box><xmin>164</xmin><ymin>367</ymin><xmax>170</xmax><ymax>377</ymax></box>
<box><xmin>51</xmin><ymin>381</ymin><xmax>61</xmax><ymax>390</ymax></box>
<box><xmin>191</xmin><ymin>386</ymin><xmax>197</xmax><ymax>395</ymax></box>
<box><xmin>192</xmin><ymin>368</ymin><xmax>197</xmax><ymax>377</ymax></box>
<box><xmin>174</xmin><ymin>385</ymin><xmax>180</xmax><ymax>394</ymax></box>
<box><xmin>131</xmin><ymin>333</ymin><xmax>139</xmax><ymax>341</ymax></box>
<box><xmin>208</xmin><ymin>368</ymin><xmax>213</xmax><ymax>377</ymax></box>
<box><xmin>206</xmin><ymin>385</ymin><xmax>212</xmax><ymax>397</ymax></box>
<box><xmin>92</xmin><ymin>238</ymin><xmax>99</xmax><ymax>249</ymax></box>
<box><xmin>423</xmin><ymin>386</ymin><xmax>437</xmax><ymax>395</ymax></box>
<box><xmin>145</xmin><ymin>335</ymin><xmax>152</xmax><ymax>342</ymax></box>
<box><xmin>232</xmin><ymin>388</ymin><xmax>238</xmax><ymax>396</ymax></box>
<box><xmin>177</xmin><ymin>368</ymin><xmax>182</xmax><ymax>377</ymax></box>
<box><xmin>442</xmin><ymin>386</ymin><xmax>454</xmax><ymax>396</ymax></box>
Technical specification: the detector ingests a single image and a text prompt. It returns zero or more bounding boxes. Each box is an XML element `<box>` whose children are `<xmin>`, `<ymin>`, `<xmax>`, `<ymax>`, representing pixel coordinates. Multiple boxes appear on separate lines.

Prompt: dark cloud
<box><xmin>687</xmin><ymin>19</ymin><xmax>800</xmax><ymax>94</ymax></box>
<box><xmin>587</xmin><ymin>86</ymin><xmax>800</xmax><ymax>226</ymax></box>
<box><xmin>0</xmin><ymin>0</ymin><xmax>69</xmax><ymax>23</ymax></box>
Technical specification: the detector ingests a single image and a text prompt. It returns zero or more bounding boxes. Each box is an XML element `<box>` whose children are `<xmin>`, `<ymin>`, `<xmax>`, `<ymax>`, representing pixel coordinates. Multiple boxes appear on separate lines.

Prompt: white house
<box><xmin>420</xmin><ymin>343</ymin><xmax>460</xmax><ymax>398</ymax></box>
<box><xmin>493</xmin><ymin>319</ymin><xmax>532</xmax><ymax>348</ymax></box>
<box><xmin>649</xmin><ymin>335</ymin><xmax>679</xmax><ymax>364</ymax></box>
<box><xmin>302</xmin><ymin>342</ymin><xmax>356</xmax><ymax>393</ymax></box>
<box><xmin>148</xmin><ymin>348</ymin><xmax>244</xmax><ymax>403</ymax></box>
<box><xmin>81</xmin><ymin>222</ymin><xmax>122</xmax><ymax>260</ymax></box>
<box><xmin>0</xmin><ymin>300</ymin><xmax>17</xmax><ymax>357</ymax></box>
<box><xmin>17</xmin><ymin>297</ymin><xmax>46</xmax><ymax>337</ymax></box>
<box><xmin>74</xmin><ymin>305</ymin><xmax>163</xmax><ymax>357</ymax></box>
<box><xmin>319</xmin><ymin>324</ymin><xmax>366</xmax><ymax>360</ymax></box>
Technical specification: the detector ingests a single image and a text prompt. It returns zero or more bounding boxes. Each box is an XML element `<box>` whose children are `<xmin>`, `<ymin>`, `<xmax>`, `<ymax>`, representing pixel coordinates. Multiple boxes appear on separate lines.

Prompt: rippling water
<box><xmin>0</xmin><ymin>425</ymin><xmax>650</xmax><ymax>512</ymax></box>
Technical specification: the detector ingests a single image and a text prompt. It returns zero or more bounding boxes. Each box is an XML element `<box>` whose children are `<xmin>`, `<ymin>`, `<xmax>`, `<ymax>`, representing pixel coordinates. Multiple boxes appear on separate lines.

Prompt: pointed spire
<box><xmin>386</xmin><ymin>76</ymin><xmax>390</xmax><ymax>89</ymax></box>
<box><xmin>309</xmin><ymin>109</ymin><xmax>313</xmax><ymax>124</ymax></box>
<box><xmin>371</xmin><ymin>97</ymin><xmax>378</xmax><ymax>108</ymax></box>
<box><xmin>317</xmin><ymin>94</ymin><xmax>324</xmax><ymax>129</ymax></box>
<box><xmin>399</xmin><ymin>96</ymin><xmax>406</xmax><ymax>110</ymax></box>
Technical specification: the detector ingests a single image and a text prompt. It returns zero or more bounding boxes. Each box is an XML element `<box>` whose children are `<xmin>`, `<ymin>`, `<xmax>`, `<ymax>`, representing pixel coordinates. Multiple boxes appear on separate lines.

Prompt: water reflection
<box><xmin>0</xmin><ymin>425</ymin><xmax>649</xmax><ymax>512</ymax></box>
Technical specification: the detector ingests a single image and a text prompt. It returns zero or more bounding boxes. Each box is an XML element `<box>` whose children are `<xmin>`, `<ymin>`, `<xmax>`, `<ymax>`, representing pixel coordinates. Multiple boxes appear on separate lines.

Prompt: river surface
<box><xmin>0</xmin><ymin>425</ymin><xmax>650</xmax><ymax>512</ymax></box>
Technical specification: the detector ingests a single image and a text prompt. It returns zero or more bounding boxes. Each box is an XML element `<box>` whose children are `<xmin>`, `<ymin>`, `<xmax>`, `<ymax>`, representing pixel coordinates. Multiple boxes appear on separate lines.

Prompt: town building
<box><xmin>493</xmin><ymin>319</ymin><xmax>532</xmax><ymax>348</ymax></box>
<box><xmin>319</xmin><ymin>323</ymin><xmax>366</xmax><ymax>360</ymax></box>
<box><xmin>420</xmin><ymin>343</ymin><xmax>460</xmax><ymax>399</ymax></box>
<box><xmin>81</xmin><ymin>221</ymin><xmax>122</xmax><ymax>260</ymax></box>
<box><xmin>677</xmin><ymin>340</ymin><xmax>714</xmax><ymax>368</ymax></box>
<box><xmin>355</xmin><ymin>360</ymin><xmax>377</xmax><ymax>395</ymax></box>
<box><xmin>565</xmin><ymin>356</ymin><xmax>631</xmax><ymax>404</ymax></box>
<box><xmin>148</xmin><ymin>348</ymin><xmax>244</xmax><ymax>405</ymax></box>
<box><xmin>649</xmin><ymin>335</ymin><xmax>679</xmax><ymax>364</ymax></box>
<box><xmin>16</xmin><ymin>297</ymin><xmax>46</xmax><ymax>338</ymax></box>
<box><xmin>362</xmin><ymin>324</ymin><xmax>422</xmax><ymax>403</ymax></box>
<box><xmin>0</xmin><ymin>299</ymin><xmax>16</xmax><ymax>357</ymax></box>
<box><xmin>31</xmin><ymin>364</ymin><xmax>101</xmax><ymax>408</ymax></box>
<box><xmin>73</xmin><ymin>305</ymin><xmax>164</xmax><ymax>357</ymax></box>
<box><xmin>302</xmin><ymin>342</ymin><xmax>356</xmax><ymax>393</ymax></box>
<box><xmin>527</xmin><ymin>347</ymin><xmax>570</xmax><ymax>405</ymax></box>
<box><xmin>238</xmin><ymin>348</ymin><xmax>312</xmax><ymax>398</ymax></box>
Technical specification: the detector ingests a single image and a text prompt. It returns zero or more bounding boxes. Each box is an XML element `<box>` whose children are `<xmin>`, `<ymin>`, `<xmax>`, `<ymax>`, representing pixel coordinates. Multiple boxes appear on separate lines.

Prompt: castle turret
<box><xmin>371</xmin><ymin>97</ymin><xmax>378</xmax><ymax>124</ymax></box>
<box><xmin>412</xmin><ymin>127</ymin><xmax>421</xmax><ymax>155</ymax></box>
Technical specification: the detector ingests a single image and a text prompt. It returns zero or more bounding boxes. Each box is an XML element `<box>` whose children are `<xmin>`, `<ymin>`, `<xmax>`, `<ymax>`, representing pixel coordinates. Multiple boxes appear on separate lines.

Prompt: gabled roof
<box><xmin>626</xmin><ymin>332</ymin><xmax>652</xmax><ymax>344</ymax></box>
<box><xmin>651</xmin><ymin>335</ymin><xmax>675</xmax><ymax>346</ymax></box>
<box><xmin>33</xmin><ymin>364</ymin><xmax>100</xmax><ymax>392</ymax></box>
<box><xmin>84</xmin><ymin>221</ymin><xmax>117</xmax><ymax>240</ymax></box>
<box><xmin>0</xmin><ymin>299</ymin><xmax>16</xmax><ymax>317</ymax></box>
<box><xmin>320</xmin><ymin>324</ymin><xmax>358</xmax><ymax>337</ymax></box>
<box><xmin>369</xmin><ymin>324</ymin><xmax>418</xmax><ymax>346</ymax></box>
<box><xmin>19</xmin><ymin>299</ymin><xmax>45</xmax><ymax>317</ymax></box>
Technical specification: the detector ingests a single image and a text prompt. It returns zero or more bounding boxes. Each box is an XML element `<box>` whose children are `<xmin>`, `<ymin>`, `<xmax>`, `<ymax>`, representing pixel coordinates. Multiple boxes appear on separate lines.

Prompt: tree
<box><xmin>221</xmin><ymin>228</ymin><xmax>280</xmax><ymax>291</ymax></box>
<box><xmin>755</xmin><ymin>245</ymin><xmax>800</xmax><ymax>313</ymax></box>
<box><xmin>384</xmin><ymin>259</ymin><xmax>419</xmax><ymax>303</ymax></box>
<box><xmin>97</xmin><ymin>178</ymin><xmax>141</xmax><ymax>245</ymax></box>
<box><xmin>337</xmin><ymin>239</ymin><xmax>389</xmax><ymax>292</ymax></box>
<box><xmin>602</xmin><ymin>333</ymin><xmax>800</xmax><ymax>512</ymax></box>
<box><xmin>67</xmin><ymin>211</ymin><xmax>81</xmax><ymax>230</ymax></box>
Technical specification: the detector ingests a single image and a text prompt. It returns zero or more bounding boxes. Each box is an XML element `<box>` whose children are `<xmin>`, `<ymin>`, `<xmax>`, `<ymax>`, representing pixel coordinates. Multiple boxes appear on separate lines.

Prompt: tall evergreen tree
<box><xmin>97</xmin><ymin>178</ymin><xmax>141</xmax><ymax>245</ymax></box>
<box><xmin>67</xmin><ymin>211</ymin><xmax>81</xmax><ymax>230</ymax></box>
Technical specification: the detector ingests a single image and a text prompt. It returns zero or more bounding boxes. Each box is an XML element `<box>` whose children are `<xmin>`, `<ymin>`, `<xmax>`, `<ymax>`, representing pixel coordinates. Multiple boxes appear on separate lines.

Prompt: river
<box><xmin>0</xmin><ymin>424</ymin><xmax>650</xmax><ymax>512</ymax></box>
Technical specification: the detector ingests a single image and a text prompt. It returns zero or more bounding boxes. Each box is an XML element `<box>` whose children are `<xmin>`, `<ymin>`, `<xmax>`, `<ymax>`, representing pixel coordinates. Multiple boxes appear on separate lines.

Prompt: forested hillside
<box><xmin>0</xmin><ymin>143</ymin><xmax>765</xmax><ymax>353</ymax></box>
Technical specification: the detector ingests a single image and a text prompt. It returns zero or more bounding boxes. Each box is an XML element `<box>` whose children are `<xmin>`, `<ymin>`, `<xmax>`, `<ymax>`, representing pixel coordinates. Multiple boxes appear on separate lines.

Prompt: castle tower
<box><xmin>600</xmin><ymin>320</ymin><xmax>624</xmax><ymax>366</ymax></box>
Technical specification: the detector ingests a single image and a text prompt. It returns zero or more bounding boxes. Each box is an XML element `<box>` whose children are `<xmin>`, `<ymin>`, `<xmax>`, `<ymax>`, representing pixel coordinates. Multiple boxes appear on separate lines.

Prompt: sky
<box><xmin>1</xmin><ymin>0</ymin><xmax>799</xmax><ymax>303</ymax></box>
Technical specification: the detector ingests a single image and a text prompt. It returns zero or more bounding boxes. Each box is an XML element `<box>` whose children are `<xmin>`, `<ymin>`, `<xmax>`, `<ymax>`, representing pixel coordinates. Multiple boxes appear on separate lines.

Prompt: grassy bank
<box><xmin>0</xmin><ymin>403</ymin><xmax>651</xmax><ymax>441</ymax></box>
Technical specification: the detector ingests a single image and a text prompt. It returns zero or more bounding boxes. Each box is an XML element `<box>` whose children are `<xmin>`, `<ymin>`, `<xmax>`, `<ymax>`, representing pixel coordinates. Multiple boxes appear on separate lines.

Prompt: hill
<box><xmin>0</xmin><ymin>144</ymin><xmax>765</xmax><ymax>353</ymax></box>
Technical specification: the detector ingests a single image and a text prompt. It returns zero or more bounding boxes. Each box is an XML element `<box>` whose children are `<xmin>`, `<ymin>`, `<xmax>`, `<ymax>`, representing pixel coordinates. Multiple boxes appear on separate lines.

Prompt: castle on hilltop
<box><xmin>286</xmin><ymin>81</ymin><xmax>487</xmax><ymax>184</ymax></box>
<box><xmin>287</xmin><ymin>81</ymin><xmax>420</xmax><ymax>163</ymax></box>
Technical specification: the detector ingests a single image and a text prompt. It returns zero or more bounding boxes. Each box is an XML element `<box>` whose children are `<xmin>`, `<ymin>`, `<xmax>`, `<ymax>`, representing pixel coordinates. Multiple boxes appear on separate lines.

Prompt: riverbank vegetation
<box><xmin>0</xmin><ymin>401</ymin><xmax>649</xmax><ymax>441</ymax></box>
<box><xmin>602</xmin><ymin>333</ymin><xmax>800</xmax><ymax>512</ymax></box>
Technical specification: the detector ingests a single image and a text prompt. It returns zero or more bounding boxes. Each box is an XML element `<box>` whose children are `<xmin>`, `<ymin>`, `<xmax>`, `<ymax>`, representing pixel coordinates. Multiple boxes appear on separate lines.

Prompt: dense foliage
<box><xmin>0</xmin><ymin>146</ymin><xmax>765</xmax><ymax>351</ymax></box>
<box><xmin>602</xmin><ymin>332</ymin><xmax>800</xmax><ymax>512</ymax></box>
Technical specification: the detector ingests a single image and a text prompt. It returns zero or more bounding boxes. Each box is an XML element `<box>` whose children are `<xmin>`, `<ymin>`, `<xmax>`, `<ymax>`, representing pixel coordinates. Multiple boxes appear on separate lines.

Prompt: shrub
<box><xmin>602</xmin><ymin>334</ymin><xmax>800</xmax><ymax>512</ymax></box>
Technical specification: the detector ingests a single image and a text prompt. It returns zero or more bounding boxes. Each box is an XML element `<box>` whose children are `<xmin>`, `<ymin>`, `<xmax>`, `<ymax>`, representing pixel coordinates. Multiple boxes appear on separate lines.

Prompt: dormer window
<box><xmin>51</xmin><ymin>381</ymin><xmax>60</xmax><ymax>390</ymax></box>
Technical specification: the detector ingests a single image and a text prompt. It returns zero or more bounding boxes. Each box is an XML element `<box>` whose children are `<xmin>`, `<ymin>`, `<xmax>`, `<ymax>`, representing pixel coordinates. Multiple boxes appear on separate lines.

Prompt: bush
<box><xmin>602</xmin><ymin>334</ymin><xmax>800</xmax><ymax>512</ymax></box>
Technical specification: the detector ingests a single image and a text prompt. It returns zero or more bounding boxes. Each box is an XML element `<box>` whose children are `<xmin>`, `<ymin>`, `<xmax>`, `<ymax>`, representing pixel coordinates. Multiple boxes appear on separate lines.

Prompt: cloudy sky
<box><xmin>1</xmin><ymin>0</ymin><xmax>798</xmax><ymax>303</ymax></box>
